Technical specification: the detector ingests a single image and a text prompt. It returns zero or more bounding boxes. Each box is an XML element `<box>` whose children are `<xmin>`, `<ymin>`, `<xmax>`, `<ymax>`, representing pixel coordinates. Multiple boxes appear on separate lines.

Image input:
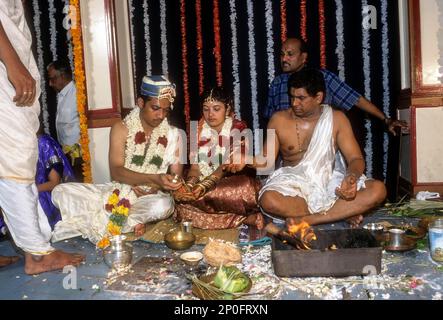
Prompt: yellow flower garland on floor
<box><xmin>71</xmin><ymin>0</ymin><xmax>92</xmax><ymax>183</ymax></box>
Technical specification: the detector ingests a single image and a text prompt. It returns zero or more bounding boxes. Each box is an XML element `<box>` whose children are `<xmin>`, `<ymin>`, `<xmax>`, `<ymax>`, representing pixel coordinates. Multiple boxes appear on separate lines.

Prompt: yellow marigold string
<box><xmin>71</xmin><ymin>0</ymin><xmax>92</xmax><ymax>183</ymax></box>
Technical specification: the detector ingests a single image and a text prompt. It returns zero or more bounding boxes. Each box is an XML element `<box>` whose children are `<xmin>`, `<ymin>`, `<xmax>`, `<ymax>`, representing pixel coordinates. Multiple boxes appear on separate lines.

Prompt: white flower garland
<box><xmin>32</xmin><ymin>0</ymin><xmax>49</xmax><ymax>134</ymax></box>
<box><xmin>197</xmin><ymin>117</ymin><xmax>233</xmax><ymax>179</ymax></box>
<box><xmin>123</xmin><ymin>108</ymin><xmax>170</xmax><ymax>174</ymax></box>
<box><xmin>160</xmin><ymin>0</ymin><xmax>168</xmax><ymax>76</ymax></box>
<box><xmin>247</xmin><ymin>0</ymin><xmax>260</xmax><ymax>154</ymax></box>
<box><xmin>265</xmin><ymin>0</ymin><xmax>275</xmax><ymax>84</ymax></box>
<box><xmin>381</xmin><ymin>0</ymin><xmax>390</xmax><ymax>180</ymax></box>
<box><xmin>335</xmin><ymin>0</ymin><xmax>346</xmax><ymax>81</ymax></box>
<box><xmin>229</xmin><ymin>0</ymin><xmax>241</xmax><ymax>119</ymax></box>
<box><xmin>48</xmin><ymin>0</ymin><xmax>58</xmax><ymax>61</ymax></box>
<box><xmin>143</xmin><ymin>0</ymin><xmax>152</xmax><ymax>74</ymax></box>
<box><xmin>361</xmin><ymin>0</ymin><xmax>373</xmax><ymax>177</ymax></box>
<box><xmin>63</xmin><ymin>0</ymin><xmax>74</xmax><ymax>71</ymax></box>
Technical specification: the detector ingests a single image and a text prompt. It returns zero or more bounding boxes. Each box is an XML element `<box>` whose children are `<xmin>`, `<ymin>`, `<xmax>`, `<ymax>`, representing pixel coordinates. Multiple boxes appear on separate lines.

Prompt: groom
<box><xmin>51</xmin><ymin>76</ymin><xmax>183</xmax><ymax>246</ymax></box>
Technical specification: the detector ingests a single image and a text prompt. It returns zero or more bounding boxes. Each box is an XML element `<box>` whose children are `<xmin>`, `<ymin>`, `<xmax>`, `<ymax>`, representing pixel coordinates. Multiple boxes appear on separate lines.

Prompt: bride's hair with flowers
<box><xmin>200</xmin><ymin>86</ymin><xmax>234</xmax><ymax>117</ymax></box>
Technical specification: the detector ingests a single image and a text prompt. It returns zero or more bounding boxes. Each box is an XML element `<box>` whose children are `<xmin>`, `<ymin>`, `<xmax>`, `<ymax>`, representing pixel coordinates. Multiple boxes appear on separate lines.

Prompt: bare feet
<box><xmin>244</xmin><ymin>213</ymin><xmax>265</xmax><ymax>230</ymax></box>
<box><xmin>134</xmin><ymin>223</ymin><xmax>146</xmax><ymax>237</ymax></box>
<box><xmin>346</xmin><ymin>214</ymin><xmax>364</xmax><ymax>229</ymax></box>
<box><xmin>24</xmin><ymin>250</ymin><xmax>85</xmax><ymax>275</ymax></box>
<box><xmin>0</xmin><ymin>255</ymin><xmax>20</xmax><ymax>268</ymax></box>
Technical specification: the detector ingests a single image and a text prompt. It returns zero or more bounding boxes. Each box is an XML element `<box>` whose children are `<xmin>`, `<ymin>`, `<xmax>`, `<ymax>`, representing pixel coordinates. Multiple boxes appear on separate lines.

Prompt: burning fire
<box><xmin>288</xmin><ymin>221</ymin><xmax>317</xmax><ymax>244</ymax></box>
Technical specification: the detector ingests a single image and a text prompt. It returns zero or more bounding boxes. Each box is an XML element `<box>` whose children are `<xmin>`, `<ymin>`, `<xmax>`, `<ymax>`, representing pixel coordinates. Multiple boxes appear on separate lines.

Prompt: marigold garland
<box><xmin>196</xmin><ymin>0</ymin><xmax>204</xmax><ymax>95</ymax></box>
<box><xmin>213</xmin><ymin>0</ymin><xmax>223</xmax><ymax>87</ymax></box>
<box><xmin>319</xmin><ymin>0</ymin><xmax>326</xmax><ymax>68</ymax></box>
<box><xmin>98</xmin><ymin>189</ymin><xmax>132</xmax><ymax>249</ymax></box>
<box><xmin>71</xmin><ymin>0</ymin><xmax>92</xmax><ymax>183</ymax></box>
<box><xmin>280</xmin><ymin>0</ymin><xmax>287</xmax><ymax>43</ymax></box>
<box><xmin>300</xmin><ymin>0</ymin><xmax>307</xmax><ymax>42</ymax></box>
<box><xmin>180</xmin><ymin>0</ymin><xmax>190</xmax><ymax>137</ymax></box>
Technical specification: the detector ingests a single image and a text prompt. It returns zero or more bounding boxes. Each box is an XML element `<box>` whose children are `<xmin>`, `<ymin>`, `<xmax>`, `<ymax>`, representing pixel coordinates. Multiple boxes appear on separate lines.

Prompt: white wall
<box><xmin>420</xmin><ymin>0</ymin><xmax>443</xmax><ymax>85</ymax></box>
<box><xmin>88</xmin><ymin>128</ymin><xmax>111</xmax><ymax>183</ymax></box>
<box><xmin>416</xmin><ymin>107</ymin><xmax>443</xmax><ymax>183</ymax></box>
<box><xmin>115</xmin><ymin>0</ymin><xmax>135</xmax><ymax>109</ymax></box>
<box><xmin>80</xmin><ymin>0</ymin><xmax>113</xmax><ymax>110</ymax></box>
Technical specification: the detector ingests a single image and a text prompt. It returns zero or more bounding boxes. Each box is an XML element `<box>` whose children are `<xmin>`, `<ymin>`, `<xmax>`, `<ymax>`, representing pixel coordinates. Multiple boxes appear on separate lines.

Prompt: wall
<box><xmin>80</xmin><ymin>0</ymin><xmax>113</xmax><ymax>183</ymax></box>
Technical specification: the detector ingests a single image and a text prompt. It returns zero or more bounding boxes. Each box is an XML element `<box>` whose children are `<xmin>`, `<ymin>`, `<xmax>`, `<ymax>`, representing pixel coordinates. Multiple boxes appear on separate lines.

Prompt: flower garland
<box><xmin>361</xmin><ymin>0</ymin><xmax>373</xmax><ymax>177</ymax></box>
<box><xmin>180</xmin><ymin>0</ymin><xmax>190</xmax><ymax>136</ymax></box>
<box><xmin>265</xmin><ymin>0</ymin><xmax>275</xmax><ymax>85</ymax></box>
<box><xmin>247</xmin><ymin>0</ymin><xmax>259</xmax><ymax>154</ymax></box>
<box><xmin>143</xmin><ymin>0</ymin><xmax>152</xmax><ymax>74</ymax></box>
<box><xmin>229</xmin><ymin>0</ymin><xmax>241</xmax><ymax>119</ymax></box>
<box><xmin>335</xmin><ymin>0</ymin><xmax>346</xmax><ymax>80</ymax></box>
<box><xmin>213</xmin><ymin>0</ymin><xmax>223</xmax><ymax>87</ymax></box>
<box><xmin>300</xmin><ymin>0</ymin><xmax>307</xmax><ymax>42</ymax></box>
<box><xmin>63</xmin><ymin>0</ymin><xmax>74</xmax><ymax>70</ymax></box>
<box><xmin>280</xmin><ymin>0</ymin><xmax>287</xmax><ymax>44</ymax></box>
<box><xmin>160</xmin><ymin>0</ymin><xmax>168</xmax><ymax>76</ymax></box>
<box><xmin>319</xmin><ymin>0</ymin><xmax>326</xmax><ymax>69</ymax></box>
<box><xmin>71</xmin><ymin>0</ymin><xmax>92</xmax><ymax>183</ymax></box>
<box><xmin>196</xmin><ymin>117</ymin><xmax>233</xmax><ymax>179</ymax></box>
<box><xmin>123</xmin><ymin>108</ymin><xmax>169</xmax><ymax>173</ymax></box>
<box><xmin>196</xmin><ymin>0</ymin><xmax>204</xmax><ymax>95</ymax></box>
<box><xmin>381</xmin><ymin>0</ymin><xmax>390</xmax><ymax>180</ymax></box>
<box><xmin>48</xmin><ymin>0</ymin><xmax>58</xmax><ymax>61</ymax></box>
<box><xmin>32</xmin><ymin>0</ymin><xmax>49</xmax><ymax>134</ymax></box>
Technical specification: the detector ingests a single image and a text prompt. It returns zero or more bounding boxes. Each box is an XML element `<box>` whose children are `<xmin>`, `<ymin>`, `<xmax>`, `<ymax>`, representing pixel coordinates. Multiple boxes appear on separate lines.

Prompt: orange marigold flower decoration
<box><xmin>71</xmin><ymin>0</ymin><xmax>92</xmax><ymax>183</ymax></box>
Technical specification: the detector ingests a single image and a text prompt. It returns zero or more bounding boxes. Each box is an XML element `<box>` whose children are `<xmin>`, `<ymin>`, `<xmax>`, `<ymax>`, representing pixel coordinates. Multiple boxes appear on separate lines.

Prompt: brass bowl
<box><xmin>164</xmin><ymin>230</ymin><xmax>196</xmax><ymax>250</ymax></box>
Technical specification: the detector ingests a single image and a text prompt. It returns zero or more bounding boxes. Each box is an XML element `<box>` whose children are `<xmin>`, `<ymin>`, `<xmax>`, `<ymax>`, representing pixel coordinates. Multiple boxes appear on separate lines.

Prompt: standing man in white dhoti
<box><xmin>0</xmin><ymin>0</ymin><xmax>84</xmax><ymax>273</ymax></box>
<box><xmin>52</xmin><ymin>76</ymin><xmax>183</xmax><ymax>247</ymax></box>
<box><xmin>227</xmin><ymin>69</ymin><xmax>387</xmax><ymax>227</ymax></box>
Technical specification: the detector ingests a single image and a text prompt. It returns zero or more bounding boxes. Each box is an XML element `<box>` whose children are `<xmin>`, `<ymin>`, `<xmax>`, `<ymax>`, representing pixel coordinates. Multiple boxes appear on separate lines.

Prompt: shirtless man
<box><xmin>228</xmin><ymin>68</ymin><xmax>386</xmax><ymax>227</ymax></box>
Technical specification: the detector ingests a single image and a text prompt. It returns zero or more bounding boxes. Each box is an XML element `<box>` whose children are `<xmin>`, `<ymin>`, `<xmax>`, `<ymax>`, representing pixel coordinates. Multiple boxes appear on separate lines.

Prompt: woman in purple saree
<box><xmin>0</xmin><ymin>133</ymin><xmax>75</xmax><ymax>232</ymax></box>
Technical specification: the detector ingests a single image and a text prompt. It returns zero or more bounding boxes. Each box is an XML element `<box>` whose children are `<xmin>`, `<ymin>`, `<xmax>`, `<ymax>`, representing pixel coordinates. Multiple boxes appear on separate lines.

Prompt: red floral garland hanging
<box><xmin>213</xmin><ymin>0</ymin><xmax>223</xmax><ymax>87</ymax></box>
<box><xmin>300</xmin><ymin>0</ymin><xmax>307</xmax><ymax>42</ymax></box>
<box><xmin>319</xmin><ymin>0</ymin><xmax>327</xmax><ymax>69</ymax></box>
<box><xmin>70</xmin><ymin>0</ymin><xmax>92</xmax><ymax>183</ymax></box>
<box><xmin>179</xmin><ymin>0</ymin><xmax>190</xmax><ymax>136</ymax></box>
<box><xmin>280</xmin><ymin>0</ymin><xmax>287</xmax><ymax>44</ymax></box>
<box><xmin>196</xmin><ymin>0</ymin><xmax>204</xmax><ymax>95</ymax></box>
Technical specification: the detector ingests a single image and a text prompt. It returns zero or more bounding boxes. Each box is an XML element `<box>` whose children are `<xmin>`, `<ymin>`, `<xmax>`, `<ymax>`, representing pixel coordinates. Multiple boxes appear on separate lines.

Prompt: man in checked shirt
<box><xmin>264</xmin><ymin>37</ymin><xmax>407</xmax><ymax>135</ymax></box>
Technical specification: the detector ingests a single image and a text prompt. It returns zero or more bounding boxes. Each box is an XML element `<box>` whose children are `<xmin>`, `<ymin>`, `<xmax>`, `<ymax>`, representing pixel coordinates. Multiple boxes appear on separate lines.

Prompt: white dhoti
<box><xmin>51</xmin><ymin>183</ymin><xmax>175</xmax><ymax>244</ymax></box>
<box><xmin>0</xmin><ymin>1</ymin><xmax>54</xmax><ymax>254</ymax></box>
<box><xmin>259</xmin><ymin>106</ymin><xmax>367</xmax><ymax>218</ymax></box>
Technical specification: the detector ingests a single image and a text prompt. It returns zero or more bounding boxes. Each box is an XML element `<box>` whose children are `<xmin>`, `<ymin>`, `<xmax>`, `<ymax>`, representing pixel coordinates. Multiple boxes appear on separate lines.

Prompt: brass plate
<box><xmin>192</xmin><ymin>272</ymin><xmax>252</xmax><ymax>300</ymax></box>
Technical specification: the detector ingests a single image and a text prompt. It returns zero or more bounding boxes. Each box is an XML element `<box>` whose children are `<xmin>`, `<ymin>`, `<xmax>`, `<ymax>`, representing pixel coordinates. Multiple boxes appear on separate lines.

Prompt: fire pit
<box><xmin>271</xmin><ymin>229</ymin><xmax>382</xmax><ymax>277</ymax></box>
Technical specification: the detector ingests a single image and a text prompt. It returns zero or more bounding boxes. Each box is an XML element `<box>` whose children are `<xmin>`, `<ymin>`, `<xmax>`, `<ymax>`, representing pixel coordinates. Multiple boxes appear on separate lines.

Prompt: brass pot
<box><xmin>164</xmin><ymin>230</ymin><xmax>196</xmax><ymax>250</ymax></box>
